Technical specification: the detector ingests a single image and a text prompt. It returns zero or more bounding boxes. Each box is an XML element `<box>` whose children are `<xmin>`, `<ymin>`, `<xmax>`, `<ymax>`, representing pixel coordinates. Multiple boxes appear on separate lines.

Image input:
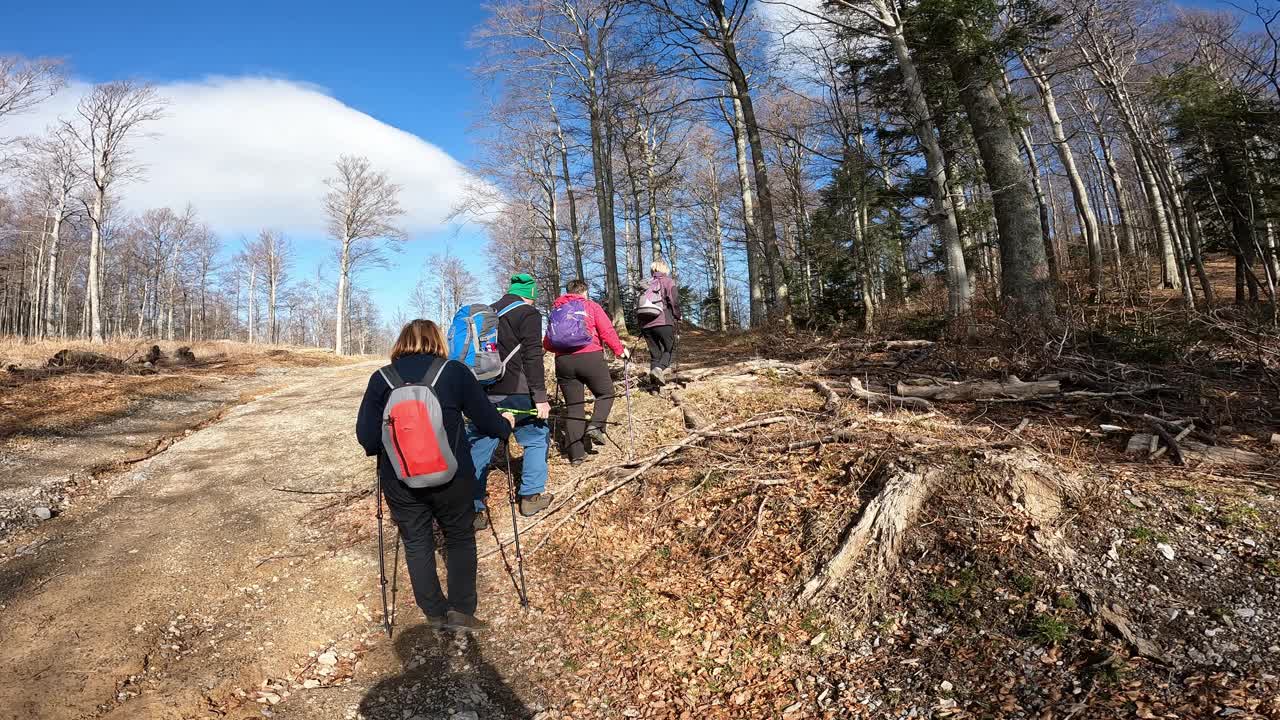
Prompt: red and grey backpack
<box><xmin>379</xmin><ymin>359</ymin><xmax>458</xmax><ymax>488</ymax></box>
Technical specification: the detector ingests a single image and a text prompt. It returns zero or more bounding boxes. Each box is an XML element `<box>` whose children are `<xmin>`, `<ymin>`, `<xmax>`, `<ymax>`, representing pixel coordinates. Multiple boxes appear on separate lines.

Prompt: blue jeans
<box><xmin>469</xmin><ymin>394</ymin><xmax>549</xmax><ymax>511</ymax></box>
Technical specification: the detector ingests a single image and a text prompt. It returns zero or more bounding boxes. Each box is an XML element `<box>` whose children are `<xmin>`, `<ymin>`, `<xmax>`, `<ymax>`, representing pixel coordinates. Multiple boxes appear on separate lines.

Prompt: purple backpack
<box><xmin>546</xmin><ymin>298</ymin><xmax>593</xmax><ymax>352</ymax></box>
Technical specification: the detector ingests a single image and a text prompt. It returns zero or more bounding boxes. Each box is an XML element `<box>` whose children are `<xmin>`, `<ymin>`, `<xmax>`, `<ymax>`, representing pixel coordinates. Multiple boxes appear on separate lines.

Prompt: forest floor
<box><xmin>1</xmin><ymin>301</ymin><xmax>1278</xmax><ymax>720</ymax></box>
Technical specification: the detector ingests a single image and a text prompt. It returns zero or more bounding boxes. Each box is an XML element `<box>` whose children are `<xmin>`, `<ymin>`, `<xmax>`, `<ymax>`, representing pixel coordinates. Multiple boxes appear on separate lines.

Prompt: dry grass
<box><xmin>0</xmin><ymin>337</ymin><xmax>371</xmax><ymax>440</ymax></box>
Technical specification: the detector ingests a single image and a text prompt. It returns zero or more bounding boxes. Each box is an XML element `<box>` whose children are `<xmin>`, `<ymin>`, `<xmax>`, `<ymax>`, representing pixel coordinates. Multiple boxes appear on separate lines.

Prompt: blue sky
<box><xmin>1</xmin><ymin>0</ymin><xmax>496</xmax><ymax>321</ymax></box>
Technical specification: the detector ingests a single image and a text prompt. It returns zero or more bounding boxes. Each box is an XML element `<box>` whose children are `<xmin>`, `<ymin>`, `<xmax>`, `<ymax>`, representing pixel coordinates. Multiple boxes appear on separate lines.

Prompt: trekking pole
<box><xmin>623</xmin><ymin>357</ymin><xmax>635</xmax><ymax>461</ymax></box>
<box><xmin>374</xmin><ymin>476</ymin><xmax>395</xmax><ymax>638</ymax></box>
<box><xmin>503</xmin><ymin>437</ymin><xmax>530</xmax><ymax>607</ymax></box>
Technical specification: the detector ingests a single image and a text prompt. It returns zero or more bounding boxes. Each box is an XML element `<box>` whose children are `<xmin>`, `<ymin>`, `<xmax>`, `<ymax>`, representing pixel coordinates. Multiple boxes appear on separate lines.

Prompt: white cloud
<box><xmin>2</xmin><ymin>76</ymin><xmax>472</xmax><ymax>237</ymax></box>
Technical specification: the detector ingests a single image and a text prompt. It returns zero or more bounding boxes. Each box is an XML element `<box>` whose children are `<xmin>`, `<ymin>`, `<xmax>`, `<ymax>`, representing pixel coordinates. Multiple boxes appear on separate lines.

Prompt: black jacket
<box><xmin>488</xmin><ymin>294</ymin><xmax>547</xmax><ymax>402</ymax></box>
<box><xmin>356</xmin><ymin>353</ymin><xmax>511</xmax><ymax>486</ymax></box>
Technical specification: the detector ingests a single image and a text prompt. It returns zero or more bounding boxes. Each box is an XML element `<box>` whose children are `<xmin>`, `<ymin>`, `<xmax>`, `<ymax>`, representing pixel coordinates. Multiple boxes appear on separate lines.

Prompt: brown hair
<box><xmin>391</xmin><ymin>319</ymin><xmax>447</xmax><ymax>360</ymax></box>
<box><xmin>567</xmin><ymin>279</ymin><xmax>588</xmax><ymax>295</ymax></box>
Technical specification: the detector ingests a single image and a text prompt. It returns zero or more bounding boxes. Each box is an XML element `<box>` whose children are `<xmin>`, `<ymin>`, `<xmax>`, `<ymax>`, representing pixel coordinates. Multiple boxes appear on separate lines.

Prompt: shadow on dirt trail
<box><xmin>358</xmin><ymin>624</ymin><xmax>529</xmax><ymax>720</ymax></box>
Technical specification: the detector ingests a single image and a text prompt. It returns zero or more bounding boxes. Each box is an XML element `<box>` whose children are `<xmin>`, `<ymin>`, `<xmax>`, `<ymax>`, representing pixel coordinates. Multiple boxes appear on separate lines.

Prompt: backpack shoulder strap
<box><xmin>426</xmin><ymin>358</ymin><xmax>449</xmax><ymax>388</ymax></box>
<box><xmin>497</xmin><ymin>300</ymin><xmax>525</xmax><ymax>317</ymax></box>
<box><xmin>378</xmin><ymin>364</ymin><xmax>405</xmax><ymax>389</ymax></box>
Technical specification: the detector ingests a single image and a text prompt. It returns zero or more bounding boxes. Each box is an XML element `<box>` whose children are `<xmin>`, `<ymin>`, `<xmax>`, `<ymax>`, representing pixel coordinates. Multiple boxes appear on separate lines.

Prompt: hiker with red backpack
<box><xmin>543</xmin><ymin>279</ymin><xmax>631</xmax><ymax>465</ymax></box>
<box><xmin>635</xmin><ymin>259</ymin><xmax>681</xmax><ymax>385</ymax></box>
<box><xmin>355</xmin><ymin>319</ymin><xmax>514</xmax><ymax>633</ymax></box>
<box><xmin>460</xmin><ymin>273</ymin><xmax>554</xmax><ymax>530</ymax></box>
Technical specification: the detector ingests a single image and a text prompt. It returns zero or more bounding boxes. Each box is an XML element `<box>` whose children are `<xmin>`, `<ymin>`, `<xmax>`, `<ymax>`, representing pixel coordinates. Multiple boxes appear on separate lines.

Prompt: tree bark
<box><xmin>1017</xmin><ymin>124</ymin><xmax>1059</xmax><ymax>281</ymax></box>
<box><xmin>950</xmin><ymin>60</ymin><xmax>1056</xmax><ymax>327</ymax></box>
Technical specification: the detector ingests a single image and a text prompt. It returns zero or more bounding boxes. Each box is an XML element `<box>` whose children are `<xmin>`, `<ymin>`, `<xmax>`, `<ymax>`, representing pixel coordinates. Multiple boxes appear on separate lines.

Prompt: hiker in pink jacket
<box><xmin>543</xmin><ymin>279</ymin><xmax>631</xmax><ymax>464</ymax></box>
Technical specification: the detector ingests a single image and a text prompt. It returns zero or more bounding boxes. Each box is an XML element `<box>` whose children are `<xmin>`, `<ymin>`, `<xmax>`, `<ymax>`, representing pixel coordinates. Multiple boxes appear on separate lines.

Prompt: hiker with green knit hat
<box><xmin>466</xmin><ymin>272</ymin><xmax>554</xmax><ymax>530</ymax></box>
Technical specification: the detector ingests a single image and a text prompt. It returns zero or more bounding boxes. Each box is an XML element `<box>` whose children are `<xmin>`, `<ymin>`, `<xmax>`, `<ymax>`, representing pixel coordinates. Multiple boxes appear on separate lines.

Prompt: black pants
<box><xmin>641</xmin><ymin>325</ymin><xmax>676</xmax><ymax>372</ymax></box>
<box><xmin>555</xmin><ymin>351</ymin><xmax>615</xmax><ymax>461</ymax></box>
<box><xmin>380</xmin><ymin>461</ymin><xmax>477</xmax><ymax>617</ymax></box>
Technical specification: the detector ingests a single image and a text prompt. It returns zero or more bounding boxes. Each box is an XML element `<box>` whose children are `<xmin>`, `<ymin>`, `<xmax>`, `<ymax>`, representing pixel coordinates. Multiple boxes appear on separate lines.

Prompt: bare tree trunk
<box><xmin>87</xmin><ymin>189</ymin><xmax>105</xmax><ymax>343</ymax></box>
<box><xmin>43</xmin><ymin>205</ymin><xmax>65</xmax><ymax>338</ymax></box>
<box><xmin>546</xmin><ymin>179</ymin><xmax>563</xmax><ymax>293</ymax></box>
<box><xmin>1087</xmin><ymin>144</ymin><xmax>1126</xmax><ymax>288</ymax></box>
<box><xmin>950</xmin><ymin>59</ymin><xmax>1056</xmax><ymax>326</ymax></box>
<box><xmin>644</xmin><ymin>131</ymin><xmax>662</xmax><ymax>263</ymax></box>
<box><xmin>715</xmin><ymin>5</ymin><xmax>791</xmax><ymax>327</ymax></box>
<box><xmin>727</xmin><ymin>86</ymin><xmax>765</xmax><ymax>327</ymax></box>
<box><xmin>590</xmin><ymin>105</ymin><xmax>622</xmax><ymax>321</ymax></box>
<box><xmin>334</xmin><ymin>240</ymin><xmax>349</xmax><ymax>353</ymax></box>
<box><xmin>1017</xmin><ymin>124</ymin><xmax>1059</xmax><ymax>281</ymax></box>
<box><xmin>552</xmin><ymin>99</ymin><xmax>585</xmax><ymax>281</ymax></box>
<box><xmin>1021</xmin><ymin>54</ymin><xmax>1104</xmax><ymax>299</ymax></box>
<box><xmin>870</xmin><ymin>0</ymin><xmax>969</xmax><ymax>322</ymax></box>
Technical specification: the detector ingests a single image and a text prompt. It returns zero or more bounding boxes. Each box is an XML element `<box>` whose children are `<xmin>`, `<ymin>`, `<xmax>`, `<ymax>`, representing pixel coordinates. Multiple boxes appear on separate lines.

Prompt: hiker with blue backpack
<box><xmin>635</xmin><ymin>259</ymin><xmax>681</xmax><ymax>386</ymax></box>
<box><xmin>544</xmin><ymin>279</ymin><xmax>631</xmax><ymax>465</ymax></box>
<box><xmin>355</xmin><ymin>319</ymin><xmax>515</xmax><ymax>633</ymax></box>
<box><xmin>450</xmin><ymin>273</ymin><xmax>554</xmax><ymax>531</ymax></box>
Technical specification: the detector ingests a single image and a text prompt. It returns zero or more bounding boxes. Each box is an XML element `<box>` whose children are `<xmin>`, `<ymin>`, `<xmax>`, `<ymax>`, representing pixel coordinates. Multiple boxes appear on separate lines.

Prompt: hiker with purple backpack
<box><xmin>543</xmin><ymin>279</ymin><xmax>630</xmax><ymax>465</ymax></box>
<box><xmin>635</xmin><ymin>259</ymin><xmax>680</xmax><ymax>386</ymax></box>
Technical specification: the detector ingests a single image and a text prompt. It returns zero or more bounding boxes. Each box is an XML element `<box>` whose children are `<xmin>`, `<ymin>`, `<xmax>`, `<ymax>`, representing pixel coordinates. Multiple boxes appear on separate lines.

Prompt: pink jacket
<box><xmin>543</xmin><ymin>293</ymin><xmax>626</xmax><ymax>357</ymax></box>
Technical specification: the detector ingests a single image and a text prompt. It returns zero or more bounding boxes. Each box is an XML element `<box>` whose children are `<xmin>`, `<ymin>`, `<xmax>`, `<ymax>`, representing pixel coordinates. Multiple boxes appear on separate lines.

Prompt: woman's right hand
<box><xmin>501</xmin><ymin>412</ymin><xmax>517</xmax><ymax>428</ymax></box>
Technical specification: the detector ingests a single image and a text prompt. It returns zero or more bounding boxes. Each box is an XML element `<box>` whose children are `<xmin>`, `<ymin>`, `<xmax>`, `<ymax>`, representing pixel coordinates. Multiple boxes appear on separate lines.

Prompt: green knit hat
<box><xmin>508</xmin><ymin>273</ymin><xmax>537</xmax><ymax>300</ymax></box>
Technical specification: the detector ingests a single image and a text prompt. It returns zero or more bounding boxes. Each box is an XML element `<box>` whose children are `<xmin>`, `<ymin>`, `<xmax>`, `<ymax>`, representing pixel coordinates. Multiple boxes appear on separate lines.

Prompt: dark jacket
<box><xmin>642</xmin><ymin>272</ymin><xmax>681</xmax><ymax>330</ymax></box>
<box><xmin>487</xmin><ymin>294</ymin><xmax>548</xmax><ymax>403</ymax></box>
<box><xmin>356</xmin><ymin>353</ymin><xmax>511</xmax><ymax>486</ymax></box>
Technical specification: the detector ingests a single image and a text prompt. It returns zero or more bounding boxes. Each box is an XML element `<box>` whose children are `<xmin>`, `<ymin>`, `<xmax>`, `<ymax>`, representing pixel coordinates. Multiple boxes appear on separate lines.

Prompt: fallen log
<box><xmin>876</xmin><ymin>339</ymin><xmax>934</xmax><ymax>350</ymax></box>
<box><xmin>1124</xmin><ymin>433</ymin><xmax>1268</xmax><ymax>467</ymax></box>
<box><xmin>849</xmin><ymin>378</ymin><xmax>934</xmax><ymax>412</ymax></box>
<box><xmin>896</xmin><ymin>376</ymin><xmax>1060</xmax><ymax>401</ymax></box>
<box><xmin>670</xmin><ymin>390</ymin><xmax>709</xmax><ymax>430</ymax></box>
<box><xmin>47</xmin><ymin>349</ymin><xmax>127</xmax><ymax>372</ymax></box>
<box><xmin>811</xmin><ymin>378</ymin><xmax>842</xmax><ymax>413</ymax></box>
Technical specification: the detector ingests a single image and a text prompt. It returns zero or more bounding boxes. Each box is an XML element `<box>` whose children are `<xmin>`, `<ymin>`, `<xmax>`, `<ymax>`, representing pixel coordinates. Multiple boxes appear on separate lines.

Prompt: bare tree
<box><xmin>323</xmin><ymin>154</ymin><xmax>406</xmax><ymax>355</ymax></box>
<box><xmin>0</xmin><ymin>56</ymin><xmax>65</xmax><ymax>166</ymax></box>
<box><xmin>23</xmin><ymin>128</ymin><xmax>82</xmax><ymax>337</ymax></box>
<box><xmin>62</xmin><ymin>81</ymin><xmax>165</xmax><ymax>343</ymax></box>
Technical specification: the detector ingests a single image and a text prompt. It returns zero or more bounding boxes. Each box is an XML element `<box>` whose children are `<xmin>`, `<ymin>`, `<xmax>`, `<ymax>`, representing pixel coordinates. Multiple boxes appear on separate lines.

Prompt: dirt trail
<box><xmin>0</xmin><ymin>360</ymin><xmax>397</xmax><ymax>720</ymax></box>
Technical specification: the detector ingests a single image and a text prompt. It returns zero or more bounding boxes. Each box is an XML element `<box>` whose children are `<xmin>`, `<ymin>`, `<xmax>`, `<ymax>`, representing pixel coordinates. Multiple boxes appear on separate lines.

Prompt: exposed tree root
<box><xmin>798</xmin><ymin>448</ymin><xmax>1083</xmax><ymax>606</ymax></box>
<box><xmin>797</xmin><ymin>462</ymin><xmax>946</xmax><ymax>605</ymax></box>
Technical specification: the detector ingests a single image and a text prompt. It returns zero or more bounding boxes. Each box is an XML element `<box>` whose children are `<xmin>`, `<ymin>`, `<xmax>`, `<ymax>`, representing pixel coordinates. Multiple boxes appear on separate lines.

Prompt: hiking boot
<box><xmin>519</xmin><ymin>492</ymin><xmax>554</xmax><ymax>517</ymax></box>
<box><xmin>651</xmin><ymin>367</ymin><xmax>666</xmax><ymax>386</ymax></box>
<box><xmin>473</xmin><ymin>511</ymin><xmax>489</xmax><ymax>531</ymax></box>
<box><xmin>444</xmin><ymin>610</ymin><xmax>487</xmax><ymax>633</ymax></box>
<box><xmin>585</xmin><ymin>426</ymin><xmax>607</xmax><ymax>447</ymax></box>
<box><xmin>570</xmin><ymin>457</ymin><xmax>586</xmax><ymax>467</ymax></box>
<box><xmin>426</xmin><ymin>614</ymin><xmax>447</xmax><ymax>630</ymax></box>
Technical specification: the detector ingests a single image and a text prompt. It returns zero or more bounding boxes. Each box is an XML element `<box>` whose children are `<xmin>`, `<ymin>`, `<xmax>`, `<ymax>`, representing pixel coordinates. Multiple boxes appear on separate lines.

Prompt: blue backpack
<box><xmin>447</xmin><ymin>301</ymin><xmax>524</xmax><ymax>384</ymax></box>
